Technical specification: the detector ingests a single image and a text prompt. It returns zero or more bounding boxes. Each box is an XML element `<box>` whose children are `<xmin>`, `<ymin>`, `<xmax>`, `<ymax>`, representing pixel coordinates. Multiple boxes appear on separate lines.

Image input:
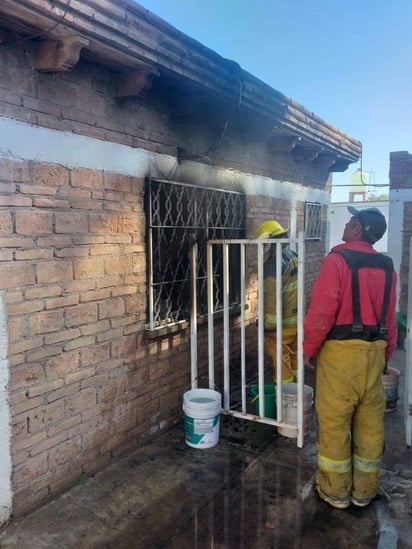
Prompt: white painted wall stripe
<box><xmin>0</xmin><ymin>116</ymin><xmax>329</xmax><ymax>206</ymax></box>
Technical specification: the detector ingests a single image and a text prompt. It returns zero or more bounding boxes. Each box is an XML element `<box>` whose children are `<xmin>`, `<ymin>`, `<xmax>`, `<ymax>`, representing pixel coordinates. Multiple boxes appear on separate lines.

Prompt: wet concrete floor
<box><xmin>0</xmin><ymin>349</ymin><xmax>411</xmax><ymax>548</ymax></box>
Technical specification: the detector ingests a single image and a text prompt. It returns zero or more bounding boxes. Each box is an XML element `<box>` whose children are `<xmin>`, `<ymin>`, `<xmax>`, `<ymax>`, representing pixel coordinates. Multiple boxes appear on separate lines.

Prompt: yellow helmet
<box><xmin>255</xmin><ymin>220</ymin><xmax>287</xmax><ymax>239</ymax></box>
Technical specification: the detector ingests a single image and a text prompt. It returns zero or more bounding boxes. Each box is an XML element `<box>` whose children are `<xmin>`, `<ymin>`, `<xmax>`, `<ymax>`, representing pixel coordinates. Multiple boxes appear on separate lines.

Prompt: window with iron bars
<box><xmin>145</xmin><ymin>178</ymin><xmax>246</xmax><ymax>331</ymax></box>
<box><xmin>305</xmin><ymin>202</ymin><xmax>323</xmax><ymax>240</ymax></box>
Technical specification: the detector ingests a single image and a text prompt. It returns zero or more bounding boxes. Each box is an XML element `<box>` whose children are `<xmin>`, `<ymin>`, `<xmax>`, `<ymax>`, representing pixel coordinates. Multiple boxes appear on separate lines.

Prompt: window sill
<box><xmin>144</xmin><ymin>304</ymin><xmax>245</xmax><ymax>339</ymax></box>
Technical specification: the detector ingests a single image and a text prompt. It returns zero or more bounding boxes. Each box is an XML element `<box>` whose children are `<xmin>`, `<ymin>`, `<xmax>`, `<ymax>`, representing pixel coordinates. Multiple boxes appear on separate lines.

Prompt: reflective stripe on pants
<box><xmin>316</xmin><ymin>338</ymin><xmax>386</xmax><ymax>500</ymax></box>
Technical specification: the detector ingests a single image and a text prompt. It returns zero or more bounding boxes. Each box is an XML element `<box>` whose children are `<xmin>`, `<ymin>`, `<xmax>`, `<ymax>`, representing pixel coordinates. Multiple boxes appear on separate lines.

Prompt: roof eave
<box><xmin>0</xmin><ymin>0</ymin><xmax>361</xmax><ymax>167</ymax></box>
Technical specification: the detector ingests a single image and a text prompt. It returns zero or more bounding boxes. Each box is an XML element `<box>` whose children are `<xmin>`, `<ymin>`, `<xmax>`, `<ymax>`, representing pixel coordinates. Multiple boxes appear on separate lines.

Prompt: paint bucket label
<box><xmin>183</xmin><ymin>388</ymin><xmax>221</xmax><ymax>449</ymax></box>
<box><xmin>184</xmin><ymin>415</ymin><xmax>220</xmax><ymax>446</ymax></box>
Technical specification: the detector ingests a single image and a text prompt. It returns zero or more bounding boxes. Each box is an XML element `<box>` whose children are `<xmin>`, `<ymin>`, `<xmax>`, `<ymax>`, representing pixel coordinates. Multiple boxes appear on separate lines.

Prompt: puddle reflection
<box><xmin>168</xmin><ymin>459</ymin><xmax>308</xmax><ymax>548</ymax></box>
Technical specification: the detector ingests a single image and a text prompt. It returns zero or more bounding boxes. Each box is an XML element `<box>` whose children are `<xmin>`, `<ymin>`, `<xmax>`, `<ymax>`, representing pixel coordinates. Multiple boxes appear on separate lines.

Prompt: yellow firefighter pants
<box><xmin>265</xmin><ymin>326</ymin><xmax>298</xmax><ymax>383</ymax></box>
<box><xmin>316</xmin><ymin>339</ymin><xmax>386</xmax><ymax>501</ymax></box>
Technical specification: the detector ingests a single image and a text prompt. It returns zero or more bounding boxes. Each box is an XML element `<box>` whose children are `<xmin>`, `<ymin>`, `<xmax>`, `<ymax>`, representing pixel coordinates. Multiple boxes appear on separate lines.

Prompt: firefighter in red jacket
<box><xmin>303</xmin><ymin>206</ymin><xmax>397</xmax><ymax>509</ymax></box>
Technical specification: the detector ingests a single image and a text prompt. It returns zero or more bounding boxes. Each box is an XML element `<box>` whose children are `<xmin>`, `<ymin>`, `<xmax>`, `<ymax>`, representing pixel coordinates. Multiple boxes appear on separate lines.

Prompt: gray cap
<box><xmin>347</xmin><ymin>205</ymin><xmax>387</xmax><ymax>244</ymax></box>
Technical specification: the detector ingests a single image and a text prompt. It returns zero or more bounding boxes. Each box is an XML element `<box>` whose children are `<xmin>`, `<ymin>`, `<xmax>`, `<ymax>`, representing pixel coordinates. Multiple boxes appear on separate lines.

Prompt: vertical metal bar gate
<box><xmin>198</xmin><ymin>232</ymin><xmax>307</xmax><ymax>448</ymax></box>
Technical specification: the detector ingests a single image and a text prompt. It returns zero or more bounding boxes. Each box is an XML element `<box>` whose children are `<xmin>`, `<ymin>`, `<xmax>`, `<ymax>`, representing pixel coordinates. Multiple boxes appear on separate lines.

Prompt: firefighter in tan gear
<box><xmin>255</xmin><ymin>220</ymin><xmax>298</xmax><ymax>383</ymax></box>
<box><xmin>303</xmin><ymin>206</ymin><xmax>397</xmax><ymax>509</ymax></box>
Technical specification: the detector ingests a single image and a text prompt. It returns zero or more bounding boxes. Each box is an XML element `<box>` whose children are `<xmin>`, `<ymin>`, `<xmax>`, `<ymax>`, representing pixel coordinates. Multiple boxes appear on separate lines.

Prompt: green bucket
<box><xmin>250</xmin><ymin>384</ymin><xmax>276</xmax><ymax>419</ymax></box>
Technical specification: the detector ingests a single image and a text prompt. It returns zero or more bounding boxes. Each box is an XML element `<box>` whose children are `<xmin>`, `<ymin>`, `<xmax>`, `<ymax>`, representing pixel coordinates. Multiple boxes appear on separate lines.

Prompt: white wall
<box><xmin>0</xmin><ymin>295</ymin><xmax>11</xmax><ymax>524</ymax></box>
<box><xmin>328</xmin><ymin>201</ymin><xmax>389</xmax><ymax>253</ymax></box>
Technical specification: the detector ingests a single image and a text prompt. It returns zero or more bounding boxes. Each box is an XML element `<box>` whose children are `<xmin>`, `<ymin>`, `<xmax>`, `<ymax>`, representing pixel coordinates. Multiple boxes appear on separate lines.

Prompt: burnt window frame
<box><xmin>145</xmin><ymin>178</ymin><xmax>246</xmax><ymax>332</ymax></box>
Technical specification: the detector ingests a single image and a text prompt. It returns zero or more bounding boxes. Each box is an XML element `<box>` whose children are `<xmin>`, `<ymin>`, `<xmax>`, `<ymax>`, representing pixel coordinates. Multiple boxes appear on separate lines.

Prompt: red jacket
<box><xmin>303</xmin><ymin>241</ymin><xmax>397</xmax><ymax>361</ymax></box>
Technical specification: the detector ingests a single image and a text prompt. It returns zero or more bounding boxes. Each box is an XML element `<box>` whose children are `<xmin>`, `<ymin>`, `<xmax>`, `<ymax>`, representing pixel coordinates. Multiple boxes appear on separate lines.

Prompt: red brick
<box><xmin>33</xmin><ymin>197</ymin><xmax>70</xmax><ymax>209</ymax></box>
<box><xmin>10</xmin><ymin>363</ymin><xmax>46</xmax><ymax>392</ymax></box>
<box><xmin>37</xmin><ymin>260</ymin><xmax>73</xmax><ymax>283</ymax></box>
<box><xmin>26</xmin><ymin>400</ymin><xmax>65</xmax><ymax>432</ymax></box>
<box><xmin>9</xmin><ymin>337</ymin><xmax>44</xmax><ymax>356</ymax></box>
<box><xmin>8</xmin><ymin>316</ymin><xmax>30</xmax><ymax>342</ymax></box>
<box><xmin>89</xmin><ymin>213</ymin><xmax>119</xmax><ymax>234</ymax></box>
<box><xmin>1</xmin><ymin>159</ymin><xmax>31</xmax><ymax>183</ymax></box>
<box><xmin>0</xmin><ymin>263</ymin><xmax>35</xmax><ymax>289</ymax></box>
<box><xmin>25</xmin><ymin>286</ymin><xmax>62</xmax><ymax>300</ymax></box>
<box><xmin>110</xmin><ymin>334</ymin><xmax>137</xmax><ymax>358</ymax></box>
<box><xmin>19</xmin><ymin>184</ymin><xmax>57</xmax><ymax>196</ymax></box>
<box><xmin>30</xmin><ymin>310</ymin><xmax>64</xmax><ymax>334</ymax></box>
<box><xmin>13</xmin><ymin>453</ymin><xmax>48</xmax><ymax>491</ymax></box>
<box><xmin>38</xmin><ymin>235</ymin><xmax>72</xmax><ymax>247</ymax></box>
<box><xmin>45</xmin><ymin>328</ymin><xmax>81</xmax><ymax>345</ymax></box>
<box><xmin>65</xmin><ymin>387</ymin><xmax>97</xmax><ymax>416</ymax></box>
<box><xmin>71</xmin><ymin>168</ymin><xmax>103</xmax><ymax>190</ymax></box>
<box><xmin>105</xmin><ymin>255</ymin><xmax>132</xmax><ymax>275</ymax></box>
<box><xmin>79</xmin><ymin>319</ymin><xmax>110</xmax><ymax>336</ymax></box>
<box><xmin>73</xmin><ymin>257</ymin><xmax>104</xmax><ymax>279</ymax></box>
<box><xmin>0</xmin><ymin>210</ymin><xmax>13</xmax><ymax>235</ymax></box>
<box><xmin>45</xmin><ymin>295</ymin><xmax>79</xmax><ymax>309</ymax></box>
<box><xmin>104</xmin><ymin>172</ymin><xmax>131</xmax><ymax>192</ymax></box>
<box><xmin>80</xmin><ymin>341</ymin><xmax>110</xmax><ymax>366</ymax></box>
<box><xmin>80</xmin><ymin>289</ymin><xmax>110</xmax><ymax>302</ymax></box>
<box><xmin>33</xmin><ymin>163</ymin><xmax>70</xmax><ymax>187</ymax></box>
<box><xmin>89</xmin><ymin>244</ymin><xmax>119</xmax><ymax>256</ymax></box>
<box><xmin>15</xmin><ymin>211</ymin><xmax>53</xmax><ymax>235</ymax></box>
<box><xmin>55</xmin><ymin>211</ymin><xmax>89</xmax><ymax>234</ymax></box>
<box><xmin>66</xmin><ymin>303</ymin><xmax>98</xmax><ymax>327</ymax></box>
<box><xmin>63</xmin><ymin>335</ymin><xmax>95</xmax><ymax>351</ymax></box>
<box><xmin>0</xmin><ymin>236</ymin><xmax>33</xmax><ymax>248</ymax></box>
<box><xmin>98</xmin><ymin>297</ymin><xmax>125</xmax><ymax>319</ymax></box>
<box><xmin>48</xmin><ymin>437</ymin><xmax>82</xmax><ymax>470</ymax></box>
<box><xmin>26</xmin><ymin>344</ymin><xmax>63</xmax><ymax>362</ymax></box>
<box><xmin>119</xmin><ymin>215</ymin><xmax>142</xmax><ymax>233</ymax></box>
<box><xmin>15</xmin><ymin>249</ymin><xmax>54</xmax><ymax>260</ymax></box>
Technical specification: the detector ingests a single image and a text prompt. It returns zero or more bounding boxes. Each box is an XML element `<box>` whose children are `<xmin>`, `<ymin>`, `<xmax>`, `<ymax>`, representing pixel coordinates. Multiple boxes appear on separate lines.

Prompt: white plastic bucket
<box><xmin>183</xmin><ymin>388</ymin><xmax>222</xmax><ymax>449</ymax></box>
<box><xmin>278</xmin><ymin>383</ymin><xmax>313</xmax><ymax>439</ymax></box>
<box><xmin>382</xmin><ymin>367</ymin><xmax>400</xmax><ymax>412</ymax></box>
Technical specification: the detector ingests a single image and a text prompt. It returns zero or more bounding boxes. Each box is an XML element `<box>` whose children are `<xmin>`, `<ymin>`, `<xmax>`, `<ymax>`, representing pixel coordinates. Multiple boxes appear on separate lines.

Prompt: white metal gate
<box><xmin>190</xmin><ymin>232</ymin><xmax>307</xmax><ymax>448</ymax></box>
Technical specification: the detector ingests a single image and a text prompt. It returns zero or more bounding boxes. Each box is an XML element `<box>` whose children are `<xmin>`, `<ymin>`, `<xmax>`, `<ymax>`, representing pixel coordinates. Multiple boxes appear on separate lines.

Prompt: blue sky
<box><xmin>138</xmin><ymin>0</ymin><xmax>412</xmax><ymax>201</ymax></box>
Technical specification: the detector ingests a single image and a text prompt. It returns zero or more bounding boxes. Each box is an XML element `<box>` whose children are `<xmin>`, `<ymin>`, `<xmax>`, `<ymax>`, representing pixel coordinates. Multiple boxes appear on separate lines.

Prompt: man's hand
<box><xmin>304</xmin><ymin>354</ymin><xmax>315</xmax><ymax>369</ymax></box>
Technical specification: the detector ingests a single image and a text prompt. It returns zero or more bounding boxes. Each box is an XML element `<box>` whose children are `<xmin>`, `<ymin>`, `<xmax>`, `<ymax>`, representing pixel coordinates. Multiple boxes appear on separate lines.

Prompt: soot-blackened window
<box><xmin>146</xmin><ymin>178</ymin><xmax>245</xmax><ymax>330</ymax></box>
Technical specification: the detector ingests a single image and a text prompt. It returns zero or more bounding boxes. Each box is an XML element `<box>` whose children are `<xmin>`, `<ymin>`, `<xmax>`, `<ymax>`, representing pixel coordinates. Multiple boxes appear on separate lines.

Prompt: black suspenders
<box><xmin>327</xmin><ymin>249</ymin><xmax>393</xmax><ymax>342</ymax></box>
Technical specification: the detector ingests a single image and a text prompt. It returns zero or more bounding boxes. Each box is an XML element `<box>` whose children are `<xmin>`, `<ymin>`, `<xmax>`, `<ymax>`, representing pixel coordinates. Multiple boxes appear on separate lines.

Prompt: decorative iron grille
<box><xmin>146</xmin><ymin>178</ymin><xmax>246</xmax><ymax>330</ymax></box>
<box><xmin>305</xmin><ymin>202</ymin><xmax>323</xmax><ymax>240</ymax></box>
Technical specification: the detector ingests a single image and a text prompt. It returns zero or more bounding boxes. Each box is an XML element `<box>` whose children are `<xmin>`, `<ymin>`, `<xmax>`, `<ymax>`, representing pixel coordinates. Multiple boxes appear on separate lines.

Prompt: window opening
<box><xmin>305</xmin><ymin>202</ymin><xmax>322</xmax><ymax>240</ymax></box>
<box><xmin>146</xmin><ymin>178</ymin><xmax>246</xmax><ymax>330</ymax></box>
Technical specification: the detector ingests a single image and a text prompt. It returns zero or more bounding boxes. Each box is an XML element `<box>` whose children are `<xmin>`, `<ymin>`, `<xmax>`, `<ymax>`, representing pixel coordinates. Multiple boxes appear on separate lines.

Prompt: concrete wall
<box><xmin>0</xmin><ymin>39</ymin><xmax>331</xmax><ymax>516</ymax></box>
<box><xmin>388</xmin><ymin>151</ymin><xmax>412</xmax><ymax>316</ymax></box>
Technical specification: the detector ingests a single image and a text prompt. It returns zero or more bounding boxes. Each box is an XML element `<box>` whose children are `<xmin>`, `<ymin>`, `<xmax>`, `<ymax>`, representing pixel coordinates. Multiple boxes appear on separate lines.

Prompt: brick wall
<box><xmin>0</xmin><ymin>158</ymin><xmax>189</xmax><ymax>513</ymax></box>
<box><xmin>0</xmin><ymin>40</ymin><xmax>329</xmax><ymax>515</ymax></box>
